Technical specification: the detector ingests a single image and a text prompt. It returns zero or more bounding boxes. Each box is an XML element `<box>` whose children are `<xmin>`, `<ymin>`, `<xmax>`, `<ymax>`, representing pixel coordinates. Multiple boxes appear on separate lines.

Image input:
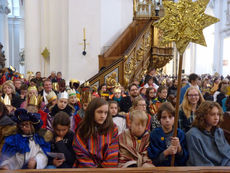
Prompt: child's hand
<box><xmin>164</xmin><ymin>145</ymin><xmax>177</xmax><ymax>156</ymax></box>
<box><xmin>27</xmin><ymin>158</ymin><xmax>37</xmax><ymax>169</ymax></box>
<box><xmin>171</xmin><ymin>137</ymin><xmax>179</xmax><ymax>147</ymax></box>
<box><xmin>53</xmin><ymin>158</ymin><xmax>65</xmax><ymax>167</ymax></box>
<box><xmin>171</xmin><ymin>137</ymin><xmax>182</xmax><ymax>153</ymax></box>
<box><xmin>56</xmin><ymin>136</ymin><xmax>63</xmax><ymax>142</ymax></box>
<box><xmin>0</xmin><ymin>165</ymin><xmax>9</xmax><ymax>170</ymax></box>
<box><xmin>142</xmin><ymin>163</ymin><xmax>155</xmax><ymax>167</ymax></box>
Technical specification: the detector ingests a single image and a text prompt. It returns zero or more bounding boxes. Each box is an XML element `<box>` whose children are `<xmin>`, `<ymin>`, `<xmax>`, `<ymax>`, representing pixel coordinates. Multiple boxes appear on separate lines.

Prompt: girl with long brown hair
<box><xmin>73</xmin><ymin>97</ymin><xmax>118</xmax><ymax>168</ymax></box>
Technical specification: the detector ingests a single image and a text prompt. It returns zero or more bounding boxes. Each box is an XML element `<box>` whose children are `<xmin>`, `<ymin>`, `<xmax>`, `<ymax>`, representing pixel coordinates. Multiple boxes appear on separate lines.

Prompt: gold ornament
<box><xmin>154</xmin><ymin>0</ymin><xmax>219</xmax><ymax>54</ymax></box>
<box><xmin>28</xmin><ymin>86</ymin><xmax>38</xmax><ymax>92</ymax></box>
<box><xmin>29</xmin><ymin>95</ymin><xmax>39</xmax><ymax>106</ymax></box>
<box><xmin>3</xmin><ymin>94</ymin><xmax>11</xmax><ymax>106</ymax></box>
<box><xmin>52</xmin><ymin>82</ymin><xmax>59</xmax><ymax>91</ymax></box>
<box><xmin>41</xmin><ymin>47</ymin><xmax>50</xmax><ymax>59</ymax></box>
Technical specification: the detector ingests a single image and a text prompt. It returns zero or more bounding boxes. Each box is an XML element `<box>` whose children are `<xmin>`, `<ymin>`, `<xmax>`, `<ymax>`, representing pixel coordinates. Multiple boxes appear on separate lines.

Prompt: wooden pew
<box><xmin>1</xmin><ymin>167</ymin><xmax>230</xmax><ymax>173</ymax></box>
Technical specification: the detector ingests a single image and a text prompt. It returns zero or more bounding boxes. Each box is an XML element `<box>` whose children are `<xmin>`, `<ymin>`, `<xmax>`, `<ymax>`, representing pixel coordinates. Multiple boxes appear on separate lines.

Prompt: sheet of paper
<box><xmin>47</xmin><ymin>152</ymin><xmax>65</xmax><ymax>160</ymax></box>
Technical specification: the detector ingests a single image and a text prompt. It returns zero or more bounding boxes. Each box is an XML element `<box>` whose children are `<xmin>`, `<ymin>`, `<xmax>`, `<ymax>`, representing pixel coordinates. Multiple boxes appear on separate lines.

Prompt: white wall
<box><xmin>100</xmin><ymin>0</ymin><xmax>133</xmax><ymax>53</ymax></box>
<box><xmin>182</xmin><ymin>0</ymin><xmax>220</xmax><ymax>76</ymax></box>
<box><xmin>68</xmin><ymin>0</ymin><xmax>101</xmax><ymax>82</ymax></box>
<box><xmin>23</xmin><ymin>0</ymin><xmax>133</xmax><ymax>81</ymax></box>
<box><xmin>48</xmin><ymin>0</ymin><xmax>69</xmax><ymax>79</ymax></box>
<box><xmin>24</xmin><ymin>0</ymin><xmax>41</xmax><ymax>73</ymax></box>
<box><xmin>68</xmin><ymin>0</ymin><xmax>133</xmax><ymax>82</ymax></box>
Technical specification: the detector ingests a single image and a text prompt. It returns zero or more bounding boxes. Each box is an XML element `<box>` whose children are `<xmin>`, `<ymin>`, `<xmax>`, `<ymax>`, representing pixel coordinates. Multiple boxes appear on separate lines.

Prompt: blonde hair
<box><xmin>130</xmin><ymin>96</ymin><xmax>145</xmax><ymax>112</ymax></box>
<box><xmin>130</xmin><ymin>110</ymin><xmax>148</xmax><ymax>126</ymax></box>
<box><xmin>181</xmin><ymin>86</ymin><xmax>204</xmax><ymax>118</ymax></box>
<box><xmin>2</xmin><ymin>80</ymin><xmax>16</xmax><ymax>94</ymax></box>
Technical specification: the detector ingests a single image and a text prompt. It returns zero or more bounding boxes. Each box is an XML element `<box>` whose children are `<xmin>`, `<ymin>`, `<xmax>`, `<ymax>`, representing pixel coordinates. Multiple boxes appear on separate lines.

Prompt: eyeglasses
<box><xmin>188</xmin><ymin>94</ymin><xmax>199</xmax><ymax>97</ymax></box>
<box><xmin>138</xmin><ymin>104</ymin><xmax>147</xmax><ymax>107</ymax></box>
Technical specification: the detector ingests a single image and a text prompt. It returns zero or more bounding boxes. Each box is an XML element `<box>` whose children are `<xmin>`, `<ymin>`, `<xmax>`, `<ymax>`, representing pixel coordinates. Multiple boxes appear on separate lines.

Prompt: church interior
<box><xmin>1</xmin><ymin>0</ymin><xmax>230</xmax><ymax>172</ymax></box>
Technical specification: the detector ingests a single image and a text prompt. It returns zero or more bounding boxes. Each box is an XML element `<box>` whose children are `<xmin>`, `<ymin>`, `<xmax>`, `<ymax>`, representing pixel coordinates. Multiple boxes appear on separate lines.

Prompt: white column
<box><xmin>24</xmin><ymin>0</ymin><xmax>41</xmax><ymax>74</ymax></box>
<box><xmin>48</xmin><ymin>0</ymin><xmax>68</xmax><ymax>79</ymax></box>
<box><xmin>0</xmin><ymin>0</ymin><xmax>10</xmax><ymax>67</ymax></box>
<box><xmin>213</xmin><ymin>0</ymin><xmax>223</xmax><ymax>74</ymax></box>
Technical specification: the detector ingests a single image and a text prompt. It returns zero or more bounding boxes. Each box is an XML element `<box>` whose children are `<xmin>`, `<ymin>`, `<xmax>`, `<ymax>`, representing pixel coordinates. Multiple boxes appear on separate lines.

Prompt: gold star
<box><xmin>155</xmin><ymin>0</ymin><xmax>219</xmax><ymax>54</ymax></box>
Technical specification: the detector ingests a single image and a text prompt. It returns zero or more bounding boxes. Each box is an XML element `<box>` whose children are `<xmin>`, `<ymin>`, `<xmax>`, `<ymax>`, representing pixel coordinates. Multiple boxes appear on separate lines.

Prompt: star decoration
<box><xmin>154</xmin><ymin>0</ymin><xmax>219</xmax><ymax>54</ymax></box>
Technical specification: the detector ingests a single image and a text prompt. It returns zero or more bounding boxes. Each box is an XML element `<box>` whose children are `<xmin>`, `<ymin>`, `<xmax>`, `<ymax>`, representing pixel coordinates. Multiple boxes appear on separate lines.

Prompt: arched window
<box><xmin>8</xmin><ymin>0</ymin><xmax>21</xmax><ymax>17</ymax></box>
<box><xmin>7</xmin><ymin>0</ymin><xmax>24</xmax><ymax>72</ymax></box>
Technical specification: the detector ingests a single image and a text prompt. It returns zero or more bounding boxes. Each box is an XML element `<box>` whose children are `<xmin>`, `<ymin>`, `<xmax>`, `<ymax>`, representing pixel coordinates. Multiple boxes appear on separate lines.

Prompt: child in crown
<box><xmin>0</xmin><ymin>109</ymin><xmax>50</xmax><ymax>170</ymax></box>
<box><xmin>46</xmin><ymin>91</ymin><xmax>74</xmax><ymax>132</ymax></box>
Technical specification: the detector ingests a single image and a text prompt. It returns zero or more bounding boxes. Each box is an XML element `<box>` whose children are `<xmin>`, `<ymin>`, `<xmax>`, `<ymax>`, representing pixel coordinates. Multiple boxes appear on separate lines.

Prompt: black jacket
<box><xmin>50</xmin><ymin>131</ymin><xmax>75</xmax><ymax>168</ymax></box>
<box><xmin>2</xmin><ymin>93</ymin><xmax>22</xmax><ymax>108</ymax></box>
<box><xmin>119</xmin><ymin>96</ymin><xmax>132</xmax><ymax>113</ymax></box>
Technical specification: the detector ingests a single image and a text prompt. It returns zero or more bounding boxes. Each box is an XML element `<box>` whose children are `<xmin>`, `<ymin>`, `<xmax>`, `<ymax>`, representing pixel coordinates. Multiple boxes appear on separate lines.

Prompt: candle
<box><xmin>83</xmin><ymin>28</ymin><xmax>86</xmax><ymax>40</ymax></box>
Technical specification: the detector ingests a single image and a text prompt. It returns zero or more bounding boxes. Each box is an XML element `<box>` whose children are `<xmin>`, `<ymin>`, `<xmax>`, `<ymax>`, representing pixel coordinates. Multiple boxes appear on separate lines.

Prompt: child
<box><xmin>49</xmin><ymin>111</ymin><xmax>75</xmax><ymax>168</ymax></box>
<box><xmin>67</xmin><ymin>89</ymin><xmax>80</xmax><ymax>115</ymax></box>
<box><xmin>149</xmin><ymin>86</ymin><xmax>168</xmax><ymax>130</ymax></box>
<box><xmin>0</xmin><ymin>109</ymin><xmax>50</xmax><ymax>170</ymax></box>
<box><xmin>0</xmin><ymin>102</ymin><xmax>17</xmax><ymax>151</ymax></box>
<box><xmin>72</xmin><ymin>90</ymin><xmax>91</xmax><ymax>131</ymax></box>
<box><xmin>186</xmin><ymin>101</ymin><xmax>230</xmax><ymax>166</ymax></box>
<box><xmin>44</xmin><ymin>90</ymin><xmax>58</xmax><ymax>113</ymax></box>
<box><xmin>148</xmin><ymin>102</ymin><xmax>188</xmax><ymax>166</ymax></box>
<box><xmin>109</xmin><ymin>101</ymin><xmax>126</xmax><ymax>135</ymax></box>
<box><xmin>149</xmin><ymin>86</ymin><xmax>168</xmax><ymax>115</ymax></box>
<box><xmin>126</xmin><ymin>96</ymin><xmax>152</xmax><ymax>131</ymax></box>
<box><xmin>119</xmin><ymin>110</ymin><xmax>154</xmax><ymax>168</ymax></box>
<box><xmin>47</xmin><ymin>91</ymin><xmax>73</xmax><ymax>132</ymax></box>
<box><xmin>109</xmin><ymin>86</ymin><xmax>123</xmax><ymax>104</ymax></box>
<box><xmin>73</xmin><ymin>97</ymin><xmax>118</xmax><ymax>168</ymax></box>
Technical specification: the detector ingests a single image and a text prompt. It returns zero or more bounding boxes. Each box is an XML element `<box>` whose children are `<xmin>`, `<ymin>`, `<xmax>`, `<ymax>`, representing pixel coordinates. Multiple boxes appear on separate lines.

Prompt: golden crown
<box><xmin>28</xmin><ymin>86</ymin><xmax>38</xmax><ymax>92</ymax></box>
<box><xmin>67</xmin><ymin>89</ymin><xmax>76</xmax><ymax>97</ymax></box>
<box><xmin>29</xmin><ymin>95</ymin><xmax>39</xmax><ymax>106</ymax></box>
<box><xmin>3</xmin><ymin>94</ymin><xmax>11</xmax><ymax>106</ymax></box>
<box><xmin>46</xmin><ymin>91</ymin><xmax>57</xmax><ymax>103</ymax></box>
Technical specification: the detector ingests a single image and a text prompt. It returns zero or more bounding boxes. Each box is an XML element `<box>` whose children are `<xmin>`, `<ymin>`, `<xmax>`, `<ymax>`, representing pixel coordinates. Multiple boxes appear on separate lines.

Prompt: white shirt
<box><xmin>1</xmin><ymin>138</ymin><xmax>48</xmax><ymax>169</ymax></box>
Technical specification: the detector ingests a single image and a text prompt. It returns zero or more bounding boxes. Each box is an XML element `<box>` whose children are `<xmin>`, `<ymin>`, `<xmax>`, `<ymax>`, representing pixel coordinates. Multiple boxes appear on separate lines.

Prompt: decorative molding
<box><xmin>0</xmin><ymin>43</ymin><xmax>6</xmax><ymax>69</ymax></box>
<box><xmin>226</xmin><ymin>0</ymin><xmax>230</xmax><ymax>26</ymax></box>
<box><xmin>0</xmin><ymin>1</ymin><xmax>10</xmax><ymax>15</ymax></box>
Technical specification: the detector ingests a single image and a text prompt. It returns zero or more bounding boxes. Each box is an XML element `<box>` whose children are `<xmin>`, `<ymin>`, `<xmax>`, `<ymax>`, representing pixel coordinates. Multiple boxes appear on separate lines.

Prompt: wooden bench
<box><xmin>1</xmin><ymin>167</ymin><xmax>230</xmax><ymax>173</ymax></box>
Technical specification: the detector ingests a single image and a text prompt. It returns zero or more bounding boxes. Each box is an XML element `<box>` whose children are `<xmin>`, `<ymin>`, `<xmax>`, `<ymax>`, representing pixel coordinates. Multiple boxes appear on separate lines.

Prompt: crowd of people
<box><xmin>0</xmin><ymin>67</ymin><xmax>230</xmax><ymax>170</ymax></box>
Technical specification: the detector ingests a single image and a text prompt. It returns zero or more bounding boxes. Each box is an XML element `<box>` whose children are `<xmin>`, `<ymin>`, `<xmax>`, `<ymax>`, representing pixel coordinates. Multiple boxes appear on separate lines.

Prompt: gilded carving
<box><xmin>106</xmin><ymin>71</ymin><xmax>118</xmax><ymax>88</ymax></box>
<box><xmin>124</xmin><ymin>27</ymin><xmax>153</xmax><ymax>87</ymax></box>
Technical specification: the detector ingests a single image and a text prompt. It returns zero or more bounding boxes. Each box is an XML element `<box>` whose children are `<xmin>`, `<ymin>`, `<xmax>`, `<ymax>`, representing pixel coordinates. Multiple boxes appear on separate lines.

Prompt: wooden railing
<box><xmin>2</xmin><ymin>167</ymin><xmax>230</xmax><ymax>173</ymax></box>
<box><xmin>87</xmin><ymin>17</ymin><xmax>173</xmax><ymax>89</ymax></box>
<box><xmin>99</xmin><ymin>19</ymin><xmax>150</xmax><ymax>69</ymax></box>
<box><xmin>88</xmin><ymin>19</ymin><xmax>154</xmax><ymax>89</ymax></box>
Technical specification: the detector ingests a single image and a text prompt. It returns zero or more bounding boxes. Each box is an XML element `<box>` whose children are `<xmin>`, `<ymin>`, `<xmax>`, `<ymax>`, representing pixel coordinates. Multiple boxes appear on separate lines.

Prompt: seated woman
<box><xmin>1</xmin><ymin>80</ymin><xmax>23</xmax><ymax>112</ymax></box>
<box><xmin>73</xmin><ymin>97</ymin><xmax>118</xmax><ymax>168</ymax></box>
<box><xmin>186</xmin><ymin>101</ymin><xmax>230</xmax><ymax>166</ymax></box>
<box><xmin>179</xmin><ymin>86</ymin><xmax>204</xmax><ymax>133</ymax></box>
<box><xmin>0</xmin><ymin>109</ymin><xmax>50</xmax><ymax>170</ymax></box>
